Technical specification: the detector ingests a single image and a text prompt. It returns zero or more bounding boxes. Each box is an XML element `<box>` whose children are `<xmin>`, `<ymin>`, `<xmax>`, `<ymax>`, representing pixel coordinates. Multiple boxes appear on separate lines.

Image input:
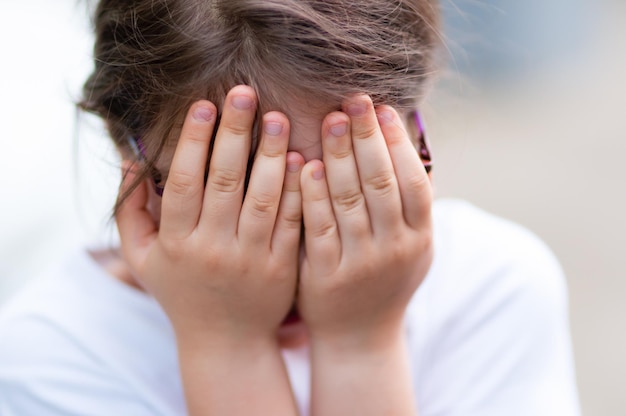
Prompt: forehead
<box><xmin>156</xmin><ymin>98</ymin><xmax>415</xmax><ymax>172</ymax></box>
<box><xmin>285</xmin><ymin>105</ymin><xmax>334</xmax><ymax>161</ymax></box>
<box><xmin>155</xmin><ymin>100</ymin><xmax>335</xmax><ymax>171</ymax></box>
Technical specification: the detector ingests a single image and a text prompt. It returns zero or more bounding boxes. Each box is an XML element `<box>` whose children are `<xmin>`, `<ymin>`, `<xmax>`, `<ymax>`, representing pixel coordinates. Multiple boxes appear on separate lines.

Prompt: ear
<box><xmin>116</xmin><ymin>160</ymin><xmax>158</xmax><ymax>272</ymax></box>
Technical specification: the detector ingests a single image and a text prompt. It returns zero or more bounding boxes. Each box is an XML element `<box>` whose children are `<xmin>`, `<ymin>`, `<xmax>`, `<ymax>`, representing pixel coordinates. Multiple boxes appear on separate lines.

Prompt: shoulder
<box><xmin>0</xmin><ymin>249</ymin><xmax>181</xmax><ymax>415</ymax></box>
<box><xmin>406</xmin><ymin>199</ymin><xmax>580</xmax><ymax>416</ymax></box>
<box><xmin>428</xmin><ymin>198</ymin><xmax>567</xmax><ymax>308</ymax></box>
<box><xmin>0</xmin><ymin>308</ymin><xmax>150</xmax><ymax>415</ymax></box>
<box><xmin>422</xmin><ymin>199</ymin><xmax>571</xmax><ymax>349</ymax></box>
<box><xmin>432</xmin><ymin>197</ymin><xmax>563</xmax><ymax>268</ymax></box>
<box><xmin>0</xmin><ymin>314</ymin><xmax>106</xmax><ymax>411</ymax></box>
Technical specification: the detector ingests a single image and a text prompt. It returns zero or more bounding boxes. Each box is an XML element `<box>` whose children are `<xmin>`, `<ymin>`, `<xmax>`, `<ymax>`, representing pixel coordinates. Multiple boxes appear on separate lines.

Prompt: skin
<box><xmin>113</xmin><ymin>85</ymin><xmax>434</xmax><ymax>415</ymax></box>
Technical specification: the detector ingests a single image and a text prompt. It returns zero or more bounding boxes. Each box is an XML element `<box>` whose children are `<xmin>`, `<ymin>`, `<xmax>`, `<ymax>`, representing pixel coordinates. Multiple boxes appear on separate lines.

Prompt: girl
<box><xmin>0</xmin><ymin>0</ymin><xmax>580</xmax><ymax>415</ymax></box>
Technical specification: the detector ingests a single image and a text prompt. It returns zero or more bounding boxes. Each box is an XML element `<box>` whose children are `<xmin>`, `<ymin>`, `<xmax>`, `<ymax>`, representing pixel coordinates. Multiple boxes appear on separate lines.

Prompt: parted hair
<box><xmin>79</xmin><ymin>0</ymin><xmax>442</xmax><ymax>212</ymax></box>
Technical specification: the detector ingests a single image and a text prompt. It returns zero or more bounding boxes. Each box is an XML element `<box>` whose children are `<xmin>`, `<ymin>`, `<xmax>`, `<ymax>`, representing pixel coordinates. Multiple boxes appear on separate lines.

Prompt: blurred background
<box><xmin>1</xmin><ymin>0</ymin><xmax>624</xmax><ymax>414</ymax></box>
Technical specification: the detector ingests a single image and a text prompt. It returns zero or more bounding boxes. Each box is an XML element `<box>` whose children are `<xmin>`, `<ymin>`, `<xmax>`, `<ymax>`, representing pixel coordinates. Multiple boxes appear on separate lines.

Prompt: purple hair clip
<box><xmin>414</xmin><ymin>111</ymin><xmax>433</xmax><ymax>174</ymax></box>
<box><xmin>128</xmin><ymin>136</ymin><xmax>165</xmax><ymax>196</ymax></box>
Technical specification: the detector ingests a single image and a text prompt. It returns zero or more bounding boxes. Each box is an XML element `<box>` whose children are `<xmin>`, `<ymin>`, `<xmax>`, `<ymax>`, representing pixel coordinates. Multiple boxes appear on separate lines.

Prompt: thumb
<box><xmin>116</xmin><ymin>161</ymin><xmax>157</xmax><ymax>272</ymax></box>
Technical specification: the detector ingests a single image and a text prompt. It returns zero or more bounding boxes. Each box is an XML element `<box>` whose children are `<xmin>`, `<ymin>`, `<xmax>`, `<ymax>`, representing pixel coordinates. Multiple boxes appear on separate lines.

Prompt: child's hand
<box><xmin>298</xmin><ymin>95</ymin><xmax>434</xmax><ymax>349</ymax></box>
<box><xmin>116</xmin><ymin>86</ymin><xmax>304</xmax><ymax>343</ymax></box>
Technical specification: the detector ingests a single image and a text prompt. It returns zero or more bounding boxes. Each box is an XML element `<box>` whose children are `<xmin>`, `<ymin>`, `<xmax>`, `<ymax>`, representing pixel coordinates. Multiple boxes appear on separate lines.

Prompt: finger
<box><xmin>160</xmin><ymin>100</ymin><xmax>217</xmax><ymax>239</ymax></box>
<box><xmin>320</xmin><ymin>111</ymin><xmax>371</xmax><ymax>247</ymax></box>
<box><xmin>200</xmin><ymin>86</ymin><xmax>257</xmax><ymax>235</ymax></box>
<box><xmin>301</xmin><ymin>160</ymin><xmax>341</xmax><ymax>275</ymax></box>
<box><xmin>239</xmin><ymin>112</ymin><xmax>290</xmax><ymax>246</ymax></box>
<box><xmin>272</xmin><ymin>151</ymin><xmax>304</xmax><ymax>261</ymax></box>
<box><xmin>376</xmin><ymin>106</ymin><xmax>433</xmax><ymax>229</ymax></box>
<box><xmin>116</xmin><ymin>161</ymin><xmax>157</xmax><ymax>271</ymax></box>
<box><xmin>342</xmin><ymin>95</ymin><xmax>403</xmax><ymax>234</ymax></box>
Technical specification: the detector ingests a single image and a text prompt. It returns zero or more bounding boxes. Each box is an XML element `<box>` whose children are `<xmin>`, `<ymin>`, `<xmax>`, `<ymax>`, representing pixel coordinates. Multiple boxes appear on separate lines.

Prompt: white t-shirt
<box><xmin>0</xmin><ymin>199</ymin><xmax>580</xmax><ymax>415</ymax></box>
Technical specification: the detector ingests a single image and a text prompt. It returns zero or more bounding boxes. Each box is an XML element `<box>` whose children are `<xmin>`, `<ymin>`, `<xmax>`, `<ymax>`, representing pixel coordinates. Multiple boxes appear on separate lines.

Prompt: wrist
<box><xmin>176</xmin><ymin>327</ymin><xmax>280</xmax><ymax>358</ymax></box>
<box><xmin>176</xmin><ymin>332</ymin><xmax>298</xmax><ymax>416</ymax></box>
<box><xmin>308</xmin><ymin>324</ymin><xmax>416</xmax><ymax>416</ymax></box>
<box><xmin>170</xmin><ymin>308</ymin><xmax>280</xmax><ymax>348</ymax></box>
<box><xmin>311</xmin><ymin>330</ymin><xmax>407</xmax><ymax>367</ymax></box>
<box><xmin>308</xmin><ymin>316</ymin><xmax>407</xmax><ymax>356</ymax></box>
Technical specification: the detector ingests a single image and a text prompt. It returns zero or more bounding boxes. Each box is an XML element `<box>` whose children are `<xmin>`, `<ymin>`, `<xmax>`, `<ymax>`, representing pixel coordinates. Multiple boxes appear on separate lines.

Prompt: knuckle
<box><xmin>387</xmin><ymin>231</ymin><xmax>432</xmax><ymax>264</ymax></box>
<box><xmin>333</xmin><ymin>189</ymin><xmax>364</xmax><ymax>213</ymax></box>
<box><xmin>387</xmin><ymin>239</ymin><xmax>411</xmax><ymax>263</ymax></box>
<box><xmin>259</xmin><ymin>146</ymin><xmax>284</xmax><ymax>159</ymax></box>
<box><xmin>383</xmin><ymin>129</ymin><xmax>405</xmax><ymax>146</ymax></box>
<box><xmin>407</xmin><ymin>171</ymin><xmax>430</xmax><ymax>192</ymax></box>
<box><xmin>283</xmin><ymin>177</ymin><xmax>301</xmax><ymax>193</ymax></box>
<box><xmin>329</xmin><ymin>147</ymin><xmax>353</xmax><ymax>160</ymax></box>
<box><xmin>224</xmin><ymin>122</ymin><xmax>252</xmax><ymax>138</ymax></box>
<box><xmin>279</xmin><ymin>206</ymin><xmax>303</xmax><ymax>230</ymax></box>
<box><xmin>247</xmin><ymin>193</ymin><xmax>277</xmax><ymax>218</ymax></box>
<box><xmin>266</xmin><ymin>262</ymin><xmax>296</xmax><ymax>283</ymax></box>
<box><xmin>324</xmin><ymin>265</ymin><xmax>369</xmax><ymax>293</ymax></box>
<box><xmin>202</xmin><ymin>247</ymin><xmax>230</xmax><ymax>271</ymax></box>
<box><xmin>364</xmin><ymin>172</ymin><xmax>395</xmax><ymax>194</ymax></box>
<box><xmin>160</xmin><ymin>237</ymin><xmax>187</xmax><ymax>261</ymax></box>
<box><xmin>259</xmin><ymin>135</ymin><xmax>287</xmax><ymax>159</ymax></box>
<box><xmin>418</xmin><ymin>228</ymin><xmax>435</xmax><ymax>252</ymax></box>
<box><xmin>309</xmin><ymin>219</ymin><xmax>337</xmax><ymax>240</ymax></box>
<box><xmin>209</xmin><ymin>168</ymin><xmax>243</xmax><ymax>193</ymax></box>
<box><xmin>185</xmin><ymin>131</ymin><xmax>209</xmax><ymax>145</ymax></box>
<box><xmin>166</xmin><ymin>171</ymin><xmax>199</xmax><ymax>197</ymax></box>
<box><xmin>350</xmin><ymin>220</ymin><xmax>370</xmax><ymax>238</ymax></box>
<box><xmin>354</xmin><ymin>124</ymin><xmax>379</xmax><ymax>140</ymax></box>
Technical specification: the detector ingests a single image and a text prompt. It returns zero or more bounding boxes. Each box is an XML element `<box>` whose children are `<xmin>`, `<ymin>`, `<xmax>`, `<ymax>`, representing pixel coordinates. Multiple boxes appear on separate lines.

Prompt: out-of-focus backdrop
<box><xmin>1</xmin><ymin>1</ymin><xmax>624</xmax><ymax>414</ymax></box>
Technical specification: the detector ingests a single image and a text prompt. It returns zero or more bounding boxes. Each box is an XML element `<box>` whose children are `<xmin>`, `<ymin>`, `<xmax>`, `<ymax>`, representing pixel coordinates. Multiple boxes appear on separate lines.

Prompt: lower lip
<box><xmin>281</xmin><ymin>307</ymin><xmax>301</xmax><ymax>326</ymax></box>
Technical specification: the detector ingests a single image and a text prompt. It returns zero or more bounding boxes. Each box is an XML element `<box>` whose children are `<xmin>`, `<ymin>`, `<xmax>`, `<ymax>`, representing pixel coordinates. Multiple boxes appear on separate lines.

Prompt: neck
<box><xmin>89</xmin><ymin>248</ymin><xmax>145</xmax><ymax>291</ymax></box>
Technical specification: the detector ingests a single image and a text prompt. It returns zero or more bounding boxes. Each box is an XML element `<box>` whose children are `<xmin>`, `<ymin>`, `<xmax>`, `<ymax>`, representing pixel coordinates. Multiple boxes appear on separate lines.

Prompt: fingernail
<box><xmin>264</xmin><ymin>121</ymin><xmax>283</xmax><ymax>136</ymax></box>
<box><xmin>377</xmin><ymin>110</ymin><xmax>393</xmax><ymax>124</ymax></box>
<box><xmin>312</xmin><ymin>167</ymin><xmax>325</xmax><ymax>180</ymax></box>
<box><xmin>329</xmin><ymin>122</ymin><xmax>347</xmax><ymax>137</ymax></box>
<box><xmin>287</xmin><ymin>161</ymin><xmax>301</xmax><ymax>173</ymax></box>
<box><xmin>232</xmin><ymin>95</ymin><xmax>255</xmax><ymax>110</ymax></box>
<box><xmin>345</xmin><ymin>102</ymin><xmax>367</xmax><ymax>117</ymax></box>
<box><xmin>193</xmin><ymin>106</ymin><xmax>214</xmax><ymax>122</ymax></box>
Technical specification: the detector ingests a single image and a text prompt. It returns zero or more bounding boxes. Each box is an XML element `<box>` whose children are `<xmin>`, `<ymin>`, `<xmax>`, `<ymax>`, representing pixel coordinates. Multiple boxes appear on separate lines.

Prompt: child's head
<box><xmin>80</xmin><ymin>0</ymin><xmax>441</xmax><ymax>209</ymax></box>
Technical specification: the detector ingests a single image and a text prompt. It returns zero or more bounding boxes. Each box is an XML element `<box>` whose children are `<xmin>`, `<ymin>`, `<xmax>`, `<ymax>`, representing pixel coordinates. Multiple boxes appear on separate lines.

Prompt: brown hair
<box><xmin>79</xmin><ymin>0</ymin><xmax>442</xmax><ymax>213</ymax></box>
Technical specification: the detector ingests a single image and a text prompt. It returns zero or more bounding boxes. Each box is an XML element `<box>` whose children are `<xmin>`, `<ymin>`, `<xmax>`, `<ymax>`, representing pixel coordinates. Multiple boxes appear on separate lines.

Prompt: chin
<box><xmin>277</xmin><ymin>321</ymin><xmax>308</xmax><ymax>349</ymax></box>
<box><xmin>277</xmin><ymin>307</ymin><xmax>308</xmax><ymax>349</ymax></box>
